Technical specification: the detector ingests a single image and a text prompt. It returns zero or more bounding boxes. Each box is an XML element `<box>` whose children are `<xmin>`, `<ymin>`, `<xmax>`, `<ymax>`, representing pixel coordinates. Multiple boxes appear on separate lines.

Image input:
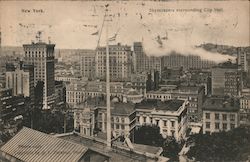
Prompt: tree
<box><xmin>162</xmin><ymin>137</ymin><xmax>182</xmax><ymax>161</ymax></box>
<box><xmin>186</xmin><ymin>126</ymin><xmax>250</xmax><ymax>161</ymax></box>
<box><xmin>134</xmin><ymin>125</ymin><xmax>164</xmax><ymax>147</ymax></box>
<box><xmin>134</xmin><ymin>125</ymin><xmax>183</xmax><ymax>161</ymax></box>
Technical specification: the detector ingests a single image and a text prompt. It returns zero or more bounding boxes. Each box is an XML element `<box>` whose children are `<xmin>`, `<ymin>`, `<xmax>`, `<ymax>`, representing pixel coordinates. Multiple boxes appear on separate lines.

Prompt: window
<box><xmin>116</xmin><ymin>117</ymin><xmax>119</xmax><ymax>123</ymax></box>
<box><xmin>143</xmin><ymin>117</ymin><xmax>146</xmax><ymax>123</ymax></box>
<box><xmin>164</xmin><ymin>121</ymin><xmax>167</xmax><ymax>126</ymax></box>
<box><xmin>171</xmin><ymin>121</ymin><xmax>175</xmax><ymax>127</ymax></box>
<box><xmin>223</xmin><ymin>123</ymin><xmax>227</xmax><ymax>130</ymax></box>
<box><xmin>156</xmin><ymin>120</ymin><xmax>159</xmax><ymax>126</ymax></box>
<box><xmin>171</xmin><ymin>130</ymin><xmax>175</xmax><ymax>136</ymax></box>
<box><xmin>230</xmin><ymin>114</ymin><xmax>235</xmax><ymax>121</ymax></box>
<box><xmin>230</xmin><ymin>124</ymin><xmax>235</xmax><ymax>129</ymax></box>
<box><xmin>121</xmin><ymin>125</ymin><xmax>125</xmax><ymax>130</ymax></box>
<box><xmin>116</xmin><ymin>124</ymin><xmax>119</xmax><ymax>129</ymax></box>
<box><xmin>215</xmin><ymin>113</ymin><xmax>220</xmax><ymax>120</ymax></box>
<box><xmin>205</xmin><ymin>113</ymin><xmax>210</xmax><ymax>119</ymax></box>
<box><xmin>215</xmin><ymin>123</ymin><xmax>220</xmax><ymax>129</ymax></box>
<box><xmin>222</xmin><ymin>114</ymin><xmax>227</xmax><ymax>121</ymax></box>
<box><xmin>121</xmin><ymin>118</ymin><xmax>125</xmax><ymax>123</ymax></box>
<box><xmin>206</xmin><ymin>122</ymin><xmax>210</xmax><ymax>129</ymax></box>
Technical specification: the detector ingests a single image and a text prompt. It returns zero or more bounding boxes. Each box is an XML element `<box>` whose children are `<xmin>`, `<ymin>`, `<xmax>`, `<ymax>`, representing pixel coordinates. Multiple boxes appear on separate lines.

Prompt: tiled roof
<box><xmin>0</xmin><ymin>127</ymin><xmax>88</xmax><ymax>162</ymax></box>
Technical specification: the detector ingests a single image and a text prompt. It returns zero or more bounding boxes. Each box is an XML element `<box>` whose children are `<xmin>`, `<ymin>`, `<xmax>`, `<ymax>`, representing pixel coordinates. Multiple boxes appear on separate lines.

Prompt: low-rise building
<box><xmin>136</xmin><ymin>99</ymin><xmax>188</xmax><ymax>141</ymax></box>
<box><xmin>239</xmin><ymin>95</ymin><xmax>250</xmax><ymax>125</ymax></box>
<box><xmin>130</xmin><ymin>73</ymin><xmax>147</xmax><ymax>96</ymax></box>
<box><xmin>74</xmin><ymin>98</ymin><xmax>136</xmax><ymax>139</ymax></box>
<box><xmin>146</xmin><ymin>85</ymin><xmax>205</xmax><ymax>122</ymax></box>
<box><xmin>202</xmin><ymin>96</ymin><xmax>240</xmax><ymax>134</ymax></box>
<box><xmin>66</xmin><ymin>82</ymin><xmax>87</xmax><ymax>107</ymax></box>
<box><xmin>0</xmin><ymin>127</ymin><xmax>110</xmax><ymax>162</ymax></box>
<box><xmin>123</xmin><ymin>88</ymin><xmax>143</xmax><ymax>104</ymax></box>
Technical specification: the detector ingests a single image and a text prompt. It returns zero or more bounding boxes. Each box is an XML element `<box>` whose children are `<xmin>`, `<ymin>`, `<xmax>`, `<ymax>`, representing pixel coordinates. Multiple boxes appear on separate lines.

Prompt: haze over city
<box><xmin>0</xmin><ymin>0</ymin><xmax>249</xmax><ymax>62</ymax></box>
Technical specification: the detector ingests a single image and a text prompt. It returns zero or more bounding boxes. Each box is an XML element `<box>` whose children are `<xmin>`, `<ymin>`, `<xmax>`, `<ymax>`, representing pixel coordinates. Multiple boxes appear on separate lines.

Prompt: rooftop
<box><xmin>135</xmin><ymin>99</ymin><xmax>185</xmax><ymax>111</ymax></box>
<box><xmin>59</xmin><ymin>132</ymin><xmax>162</xmax><ymax>162</ymax></box>
<box><xmin>112</xmin><ymin>102</ymin><xmax>135</xmax><ymax>115</ymax></box>
<box><xmin>214</xmin><ymin>61</ymin><xmax>239</xmax><ymax>69</ymax></box>
<box><xmin>126</xmin><ymin>88</ymin><xmax>141</xmax><ymax>96</ymax></box>
<box><xmin>0</xmin><ymin>127</ymin><xmax>88</xmax><ymax>162</ymax></box>
<box><xmin>202</xmin><ymin>97</ymin><xmax>240</xmax><ymax>112</ymax></box>
<box><xmin>176</xmin><ymin>85</ymin><xmax>203</xmax><ymax>93</ymax></box>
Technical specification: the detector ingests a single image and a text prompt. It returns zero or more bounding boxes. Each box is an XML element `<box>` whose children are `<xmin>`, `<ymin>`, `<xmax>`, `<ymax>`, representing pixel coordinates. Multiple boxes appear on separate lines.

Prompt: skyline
<box><xmin>0</xmin><ymin>1</ymin><xmax>249</xmax><ymax>62</ymax></box>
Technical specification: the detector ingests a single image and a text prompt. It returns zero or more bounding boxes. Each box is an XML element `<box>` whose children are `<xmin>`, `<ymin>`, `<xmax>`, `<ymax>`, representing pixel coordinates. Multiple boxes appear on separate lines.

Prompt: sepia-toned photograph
<box><xmin>0</xmin><ymin>0</ymin><xmax>249</xmax><ymax>161</ymax></box>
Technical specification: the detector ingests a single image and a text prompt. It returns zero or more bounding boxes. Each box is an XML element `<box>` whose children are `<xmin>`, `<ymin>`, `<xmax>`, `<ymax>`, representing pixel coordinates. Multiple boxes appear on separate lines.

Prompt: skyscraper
<box><xmin>23</xmin><ymin>42</ymin><xmax>55</xmax><ymax>109</ymax></box>
<box><xmin>161</xmin><ymin>52</ymin><xmax>216</xmax><ymax>70</ymax></box>
<box><xmin>133</xmin><ymin>42</ymin><xmax>146</xmax><ymax>73</ymax></box>
<box><xmin>5</xmin><ymin>62</ymin><xmax>34</xmax><ymax>100</ymax></box>
<box><xmin>95</xmin><ymin>43</ymin><xmax>132</xmax><ymax>82</ymax></box>
<box><xmin>237</xmin><ymin>47</ymin><xmax>250</xmax><ymax>72</ymax></box>
<box><xmin>79</xmin><ymin>49</ymin><xmax>96</xmax><ymax>80</ymax></box>
<box><xmin>211</xmin><ymin>62</ymin><xmax>241</xmax><ymax>96</ymax></box>
<box><xmin>133</xmin><ymin>42</ymin><xmax>161</xmax><ymax>74</ymax></box>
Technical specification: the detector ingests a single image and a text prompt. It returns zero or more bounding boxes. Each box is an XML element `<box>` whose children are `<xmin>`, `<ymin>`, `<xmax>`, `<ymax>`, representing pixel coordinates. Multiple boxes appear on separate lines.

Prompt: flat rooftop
<box><xmin>135</xmin><ymin>99</ymin><xmax>185</xmax><ymax>111</ymax></box>
<box><xmin>203</xmin><ymin>97</ymin><xmax>240</xmax><ymax>112</ymax></box>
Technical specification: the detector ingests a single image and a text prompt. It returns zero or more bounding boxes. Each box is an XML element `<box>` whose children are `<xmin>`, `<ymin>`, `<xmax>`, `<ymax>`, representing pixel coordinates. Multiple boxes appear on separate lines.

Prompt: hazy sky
<box><xmin>0</xmin><ymin>1</ymin><xmax>249</xmax><ymax>61</ymax></box>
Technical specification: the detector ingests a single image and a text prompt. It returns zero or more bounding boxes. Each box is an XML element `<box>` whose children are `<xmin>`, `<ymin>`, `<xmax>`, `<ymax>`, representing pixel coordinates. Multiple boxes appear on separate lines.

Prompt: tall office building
<box><xmin>237</xmin><ymin>47</ymin><xmax>250</xmax><ymax>72</ymax></box>
<box><xmin>23</xmin><ymin>42</ymin><xmax>55</xmax><ymax>109</ymax></box>
<box><xmin>212</xmin><ymin>62</ymin><xmax>241</xmax><ymax>96</ymax></box>
<box><xmin>95</xmin><ymin>43</ymin><xmax>132</xmax><ymax>82</ymax></box>
<box><xmin>161</xmin><ymin>52</ymin><xmax>216</xmax><ymax>70</ymax></box>
<box><xmin>79</xmin><ymin>49</ymin><xmax>96</xmax><ymax>80</ymax></box>
<box><xmin>133</xmin><ymin>42</ymin><xmax>146</xmax><ymax>73</ymax></box>
<box><xmin>5</xmin><ymin>62</ymin><xmax>34</xmax><ymax>99</ymax></box>
<box><xmin>133</xmin><ymin>42</ymin><xmax>161</xmax><ymax>74</ymax></box>
<box><xmin>146</xmin><ymin>56</ymin><xmax>161</xmax><ymax>75</ymax></box>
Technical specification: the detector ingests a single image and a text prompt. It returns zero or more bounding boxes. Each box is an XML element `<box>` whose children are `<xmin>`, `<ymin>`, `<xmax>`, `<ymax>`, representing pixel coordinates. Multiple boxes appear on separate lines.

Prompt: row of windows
<box><xmin>141</xmin><ymin>116</ymin><xmax>175</xmax><ymax>127</ymax></box>
<box><xmin>146</xmin><ymin>94</ymin><xmax>171</xmax><ymax>99</ymax></box>
<box><xmin>111</xmin><ymin>117</ymin><xmax>125</xmax><ymax>123</ymax></box>
<box><xmin>206</xmin><ymin>122</ymin><xmax>235</xmax><ymax>130</ymax></box>
<box><xmin>205</xmin><ymin>113</ymin><xmax>236</xmax><ymax>121</ymax></box>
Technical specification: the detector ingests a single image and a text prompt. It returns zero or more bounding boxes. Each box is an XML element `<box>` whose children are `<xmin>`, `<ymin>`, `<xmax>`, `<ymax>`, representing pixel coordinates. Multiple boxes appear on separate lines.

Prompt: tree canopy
<box><xmin>186</xmin><ymin>126</ymin><xmax>250</xmax><ymax>161</ymax></box>
<box><xmin>134</xmin><ymin>125</ymin><xmax>183</xmax><ymax>161</ymax></box>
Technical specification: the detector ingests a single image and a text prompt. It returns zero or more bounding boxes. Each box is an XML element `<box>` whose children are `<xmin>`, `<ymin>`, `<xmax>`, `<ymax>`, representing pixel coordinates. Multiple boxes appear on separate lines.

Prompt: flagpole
<box><xmin>105</xmin><ymin>5</ymin><xmax>112</xmax><ymax>148</ymax></box>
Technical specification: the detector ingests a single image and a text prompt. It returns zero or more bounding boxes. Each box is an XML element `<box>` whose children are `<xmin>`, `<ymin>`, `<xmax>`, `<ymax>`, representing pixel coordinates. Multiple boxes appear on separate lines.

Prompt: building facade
<box><xmin>23</xmin><ymin>42</ymin><xmax>55</xmax><ymax>109</ymax></box>
<box><xmin>146</xmin><ymin>86</ymin><xmax>205</xmax><ymax>122</ymax></box>
<box><xmin>136</xmin><ymin>99</ymin><xmax>188</xmax><ymax>141</ymax></box>
<box><xmin>79</xmin><ymin>49</ymin><xmax>96</xmax><ymax>80</ymax></box>
<box><xmin>95</xmin><ymin>43</ymin><xmax>132</xmax><ymax>82</ymax></box>
<box><xmin>5</xmin><ymin>63</ymin><xmax>34</xmax><ymax>100</ymax></box>
<box><xmin>161</xmin><ymin>52</ymin><xmax>216</xmax><ymax>70</ymax></box>
<box><xmin>133</xmin><ymin>42</ymin><xmax>161</xmax><ymax>75</ymax></box>
<box><xmin>202</xmin><ymin>97</ymin><xmax>239</xmax><ymax>134</ymax></box>
<box><xmin>0</xmin><ymin>88</ymin><xmax>26</xmax><ymax>123</ymax></box>
<box><xmin>211</xmin><ymin>63</ymin><xmax>241</xmax><ymax>97</ymax></box>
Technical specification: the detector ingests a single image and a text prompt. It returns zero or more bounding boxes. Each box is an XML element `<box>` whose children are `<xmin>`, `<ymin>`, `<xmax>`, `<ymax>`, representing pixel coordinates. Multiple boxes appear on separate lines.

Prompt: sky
<box><xmin>0</xmin><ymin>0</ymin><xmax>249</xmax><ymax>62</ymax></box>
